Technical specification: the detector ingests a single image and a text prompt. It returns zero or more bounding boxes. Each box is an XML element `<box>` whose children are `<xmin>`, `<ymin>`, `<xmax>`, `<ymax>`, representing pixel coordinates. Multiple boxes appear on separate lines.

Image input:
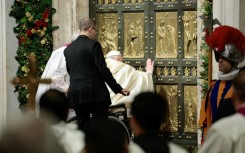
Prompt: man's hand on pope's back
<box><xmin>120</xmin><ymin>89</ymin><xmax>130</xmax><ymax>96</ymax></box>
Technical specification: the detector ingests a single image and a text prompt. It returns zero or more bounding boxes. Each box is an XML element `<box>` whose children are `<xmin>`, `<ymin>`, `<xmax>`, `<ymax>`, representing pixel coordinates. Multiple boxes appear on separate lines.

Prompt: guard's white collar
<box><xmin>218</xmin><ymin>69</ymin><xmax>239</xmax><ymax>80</ymax></box>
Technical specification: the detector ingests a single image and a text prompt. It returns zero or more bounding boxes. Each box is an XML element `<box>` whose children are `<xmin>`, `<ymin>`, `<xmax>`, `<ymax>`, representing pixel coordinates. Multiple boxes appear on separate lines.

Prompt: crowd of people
<box><xmin>1</xmin><ymin>17</ymin><xmax>245</xmax><ymax>153</ymax></box>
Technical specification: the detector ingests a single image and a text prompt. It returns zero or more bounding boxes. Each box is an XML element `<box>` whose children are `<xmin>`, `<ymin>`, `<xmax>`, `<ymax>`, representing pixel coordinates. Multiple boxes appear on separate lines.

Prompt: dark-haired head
<box><xmin>39</xmin><ymin>89</ymin><xmax>68</xmax><ymax>123</ymax></box>
<box><xmin>131</xmin><ymin>92</ymin><xmax>169</xmax><ymax>134</ymax></box>
<box><xmin>84</xmin><ymin>119</ymin><xmax>128</xmax><ymax>153</ymax></box>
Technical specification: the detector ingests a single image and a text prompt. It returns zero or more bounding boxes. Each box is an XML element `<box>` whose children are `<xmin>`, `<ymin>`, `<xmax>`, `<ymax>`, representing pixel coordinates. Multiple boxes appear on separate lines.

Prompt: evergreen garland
<box><xmin>9</xmin><ymin>0</ymin><xmax>58</xmax><ymax>108</ymax></box>
<box><xmin>200</xmin><ymin>0</ymin><xmax>212</xmax><ymax>97</ymax></box>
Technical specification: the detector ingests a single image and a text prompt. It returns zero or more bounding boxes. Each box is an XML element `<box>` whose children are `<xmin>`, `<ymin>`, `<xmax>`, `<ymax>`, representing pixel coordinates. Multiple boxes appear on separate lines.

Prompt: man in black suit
<box><xmin>64</xmin><ymin>17</ymin><xmax>130</xmax><ymax>130</ymax></box>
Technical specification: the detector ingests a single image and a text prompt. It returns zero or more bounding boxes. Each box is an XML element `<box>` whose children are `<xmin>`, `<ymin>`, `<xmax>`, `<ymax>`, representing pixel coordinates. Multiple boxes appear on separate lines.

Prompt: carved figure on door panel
<box><xmin>134</xmin><ymin>20</ymin><xmax>143</xmax><ymax>56</ymax></box>
<box><xmin>157</xmin><ymin>20</ymin><xmax>166</xmax><ymax>56</ymax></box>
<box><xmin>192</xmin><ymin>14</ymin><xmax>197</xmax><ymax>52</ymax></box>
<box><xmin>156</xmin><ymin>67</ymin><xmax>162</xmax><ymax>76</ymax></box>
<box><xmin>192</xmin><ymin>67</ymin><xmax>196</xmax><ymax>77</ymax></box>
<box><xmin>138</xmin><ymin>0</ymin><xmax>143</xmax><ymax>3</ymax></box>
<box><xmin>157</xmin><ymin>87</ymin><xmax>169</xmax><ymax>131</ymax></box>
<box><xmin>183</xmin><ymin>13</ymin><xmax>197</xmax><ymax>58</ymax></box>
<box><xmin>171</xmin><ymin>67</ymin><xmax>176</xmax><ymax>76</ymax></box>
<box><xmin>184</xmin><ymin>86</ymin><xmax>197</xmax><ymax>132</ymax></box>
<box><xmin>163</xmin><ymin>86</ymin><xmax>178</xmax><ymax>132</ymax></box>
<box><xmin>107</xmin><ymin>22</ymin><xmax>118</xmax><ymax>50</ymax></box>
<box><xmin>124</xmin><ymin>0</ymin><xmax>130</xmax><ymax>3</ymax></box>
<box><xmin>105</xmin><ymin>0</ymin><xmax>110</xmax><ymax>4</ymax></box>
<box><xmin>186</xmin><ymin>102</ymin><xmax>194</xmax><ymax>131</ymax></box>
<box><xmin>184</xmin><ymin>67</ymin><xmax>189</xmax><ymax>77</ymax></box>
<box><xmin>125</xmin><ymin>23</ymin><xmax>137</xmax><ymax>56</ymax></box>
<box><xmin>183</xmin><ymin>17</ymin><xmax>191</xmax><ymax>54</ymax></box>
<box><xmin>184</xmin><ymin>89</ymin><xmax>196</xmax><ymax>132</ymax></box>
<box><xmin>99</xmin><ymin>26</ymin><xmax>117</xmax><ymax>54</ymax></box>
<box><xmin>109</xmin><ymin>21</ymin><xmax>117</xmax><ymax>34</ymax></box>
<box><xmin>131</xmin><ymin>0</ymin><xmax>137</xmax><ymax>3</ymax></box>
<box><xmin>166</xmin><ymin>24</ymin><xmax>176</xmax><ymax>54</ymax></box>
<box><xmin>164</xmin><ymin>67</ymin><xmax>169</xmax><ymax>76</ymax></box>
<box><xmin>99</xmin><ymin>26</ymin><xmax>109</xmax><ymax>54</ymax></box>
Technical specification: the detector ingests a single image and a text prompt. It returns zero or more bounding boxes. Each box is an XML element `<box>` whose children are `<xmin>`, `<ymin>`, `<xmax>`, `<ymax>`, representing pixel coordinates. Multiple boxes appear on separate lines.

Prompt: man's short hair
<box><xmin>79</xmin><ymin>17</ymin><xmax>96</xmax><ymax>31</ymax></box>
<box><xmin>84</xmin><ymin>119</ymin><xmax>126</xmax><ymax>153</ymax></box>
<box><xmin>131</xmin><ymin>92</ymin><xmax>169</xmax><ymax>132</ymax></box>
<box><xmin>233</xmin><ymin>67</ymin><xmax>245</xmax><ymax>101</ymax></box>
<box><xmin>39</xmin><ymin>89</ymin><xmax>68</xmax><ymax>122</ymax></box>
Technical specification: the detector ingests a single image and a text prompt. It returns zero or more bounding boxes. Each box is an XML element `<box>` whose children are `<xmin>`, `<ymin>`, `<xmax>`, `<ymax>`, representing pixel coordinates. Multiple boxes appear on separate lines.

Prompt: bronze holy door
<box><xmin>90</xmin><ymin>0</ymin><xmax>197</xmax><ymax>145</ymax></box>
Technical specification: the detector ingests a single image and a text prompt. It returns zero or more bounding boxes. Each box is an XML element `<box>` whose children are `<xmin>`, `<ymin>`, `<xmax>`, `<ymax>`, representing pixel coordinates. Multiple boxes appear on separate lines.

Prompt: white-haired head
<box><xmin>106</xmin><ymin>50</ymin><xmax>123</xmax><ymax>62</ymax></box>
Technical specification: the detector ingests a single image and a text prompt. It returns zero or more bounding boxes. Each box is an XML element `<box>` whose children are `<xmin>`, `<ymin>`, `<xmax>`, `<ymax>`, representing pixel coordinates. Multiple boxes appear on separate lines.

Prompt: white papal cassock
<box><xmin>105</xmin><ymin>58</ymin><xmax>154</xmax><ymax>106</ymax></box>
<box><xmin>35</xmin><ymin>46</ymin><xmax>69</xmax><ymax>115</ymax></box>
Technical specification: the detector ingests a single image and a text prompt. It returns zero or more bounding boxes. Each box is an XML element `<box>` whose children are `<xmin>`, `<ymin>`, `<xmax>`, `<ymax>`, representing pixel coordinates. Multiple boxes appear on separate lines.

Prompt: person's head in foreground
<box><xmin>130</xmin><ymin>92</ymin><xmax>169</xmax><ymax>136</ymax></box>
<box><xmin>84</xmin><ymin>119</ymin><xmax>129</xmax><ymax>153</ymax></box>
<box><xmin>0</xmin><ymin>118</ymin><xmax>65</xmax><ymax>153</ymax></box>
<box><xmin>39</xmin><ymin>89</ymin><xmax>68</xmax><ymax>123</ymax></box>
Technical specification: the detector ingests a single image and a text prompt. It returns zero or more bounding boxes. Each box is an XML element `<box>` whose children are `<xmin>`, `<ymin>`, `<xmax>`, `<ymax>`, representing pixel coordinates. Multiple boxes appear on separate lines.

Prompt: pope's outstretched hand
<box><xmin>145</xmin><ymin>58</ymin><xmax>154</xmax><ymax>73</ymax></box>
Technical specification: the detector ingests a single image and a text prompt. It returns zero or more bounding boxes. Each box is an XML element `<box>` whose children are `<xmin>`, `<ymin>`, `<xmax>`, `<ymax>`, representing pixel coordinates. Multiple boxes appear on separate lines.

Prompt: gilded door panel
<box><xmin>183</xmin><ymin>11</ymin><xmax>197</xmax><ymax>58</ymax></box>
<box><xmin>155</xmin><ymin>12</ymin><xmax>178</xmax><ymax>59</ymax></box>
<box><xmin>184</xmin><ymin>86</ymin><xmax>197</xmax><ymax>133</ymax></box>
<box><xmin>156</xmin><ymin>85</ymin><xmax>178</xmax><ymax>132</ymax></box>
<box><xmin>97</xmin><ymin>13</ymin><xmax>119</xmax><ymax>55</ymax></box>
<box><xmin>123</xmin><ymin>13</ymin><xmax>144</xmax><ymax>58</ymax></box>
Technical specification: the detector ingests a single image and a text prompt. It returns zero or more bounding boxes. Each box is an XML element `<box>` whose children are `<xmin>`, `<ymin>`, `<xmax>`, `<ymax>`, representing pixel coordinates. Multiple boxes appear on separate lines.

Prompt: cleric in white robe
<box><xmin>35</xmin><ymin>45</ymin><xmax>70</xmax><ymax>115</ymax></box>
<box><xmin>105</xmin><ymin>50</ymin><xmax>154</xmax><ymax>106</ymax></box>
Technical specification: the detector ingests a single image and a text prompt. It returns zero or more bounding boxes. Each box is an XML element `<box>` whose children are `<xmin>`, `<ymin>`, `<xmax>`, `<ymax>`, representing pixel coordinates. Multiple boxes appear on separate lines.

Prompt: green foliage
<box><xmin>201</xmin><ymin>0</ymin><xmax>212</xmax><ymax>17</ymax></box>
<box><xmin>200</xmin><ymin>0</ymin><xmax>212</xmax><ymax>97</ymax></box>
<box><xmin>9</xmin><ymin>0</ymin><xmax>58</xmax><ymax>107</ymax></box>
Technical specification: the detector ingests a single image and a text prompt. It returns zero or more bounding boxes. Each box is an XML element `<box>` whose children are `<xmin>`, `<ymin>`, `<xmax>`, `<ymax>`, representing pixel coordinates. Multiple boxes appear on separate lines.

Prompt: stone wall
<box><xmin>0</xmin><ymin>0</ymin><xmax>20</xmax><ymax>131</ymax></box>
<box><xmin>52</xmin><ymin>0</ymin><xmax>89</xmax><ymax>49</ymax></box>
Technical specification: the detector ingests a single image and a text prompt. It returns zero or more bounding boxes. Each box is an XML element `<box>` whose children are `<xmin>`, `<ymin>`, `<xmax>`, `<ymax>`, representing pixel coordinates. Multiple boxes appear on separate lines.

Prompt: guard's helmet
<box><xmin>206</xmin><ymin>26</ymin><xmax>245</xmax><ymax>63</ymax></box>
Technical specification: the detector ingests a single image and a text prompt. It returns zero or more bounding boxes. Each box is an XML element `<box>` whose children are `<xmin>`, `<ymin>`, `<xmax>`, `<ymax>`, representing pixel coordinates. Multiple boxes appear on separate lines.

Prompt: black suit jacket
<box><xmin>64</xmin><ymin>35</ymin><xmax>122</xmax><ymax>107</ymax></box>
